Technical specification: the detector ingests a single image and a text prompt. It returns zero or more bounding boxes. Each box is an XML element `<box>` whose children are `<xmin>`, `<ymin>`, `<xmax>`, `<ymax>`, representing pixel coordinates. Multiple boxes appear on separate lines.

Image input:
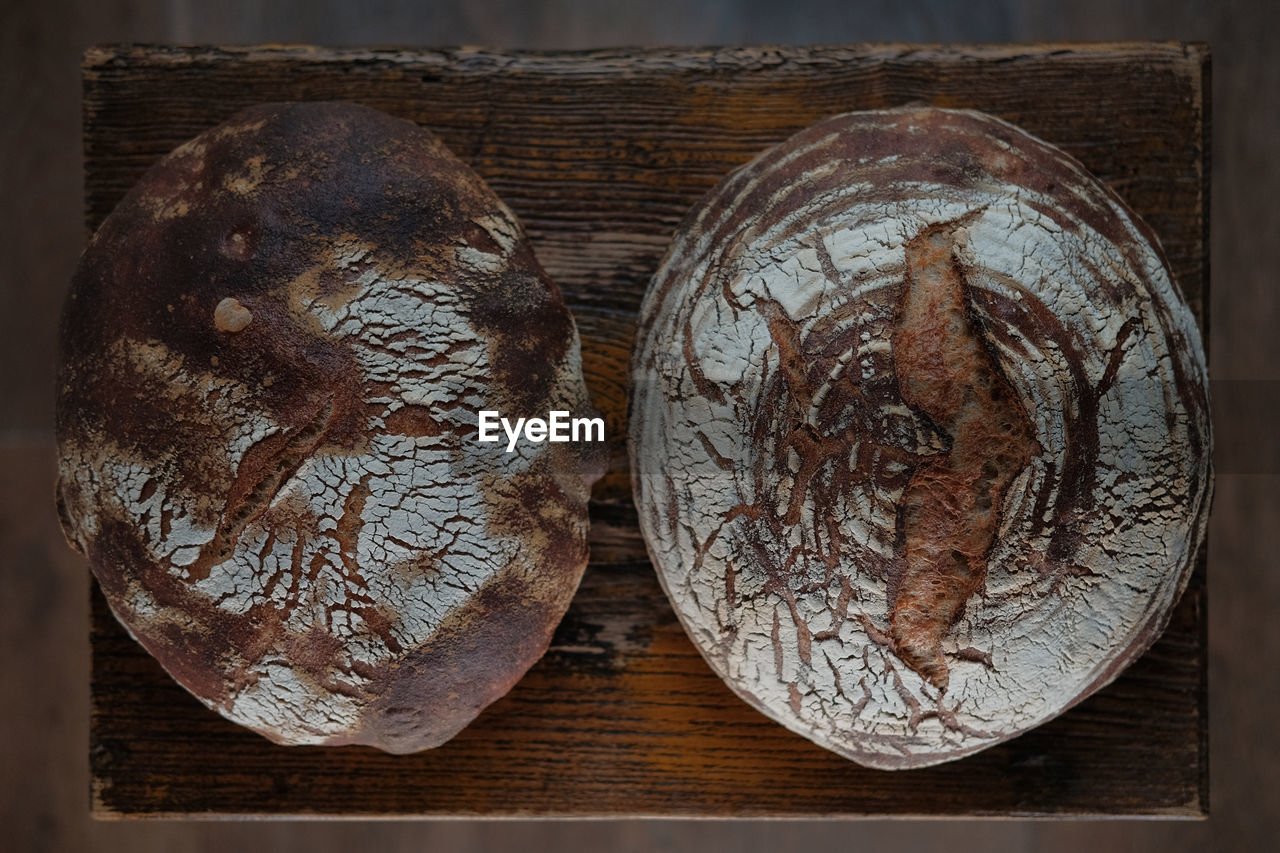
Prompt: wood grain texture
<box><xmin>84</xmin><ymin>42</ymin><xmax>1209</xmax><ymax>818</ymax></box>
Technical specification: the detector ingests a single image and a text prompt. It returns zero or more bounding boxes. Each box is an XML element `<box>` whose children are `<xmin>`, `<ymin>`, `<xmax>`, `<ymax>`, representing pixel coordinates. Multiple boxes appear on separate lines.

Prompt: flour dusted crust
<box><xmin>630</xmin><ymin>107</ymin><xmax>1212</xmax><ymax>770</ymax></box>
<box><xmin>56</xmin><ymin>102</ymin><xmax>603</xmax><ymax>753</ymax></box>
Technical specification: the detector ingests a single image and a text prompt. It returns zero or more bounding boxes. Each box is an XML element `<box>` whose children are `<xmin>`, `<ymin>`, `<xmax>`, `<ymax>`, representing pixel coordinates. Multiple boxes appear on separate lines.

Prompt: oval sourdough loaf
<box><xmin>56</xmin><ymin>102</ymin><xmax>603</xmax><ymax>753</ymax></box>
<box><xmin>630</xmin><ymin>107</ymin><xmax>1212</xmax><ymax>769</ymax></box>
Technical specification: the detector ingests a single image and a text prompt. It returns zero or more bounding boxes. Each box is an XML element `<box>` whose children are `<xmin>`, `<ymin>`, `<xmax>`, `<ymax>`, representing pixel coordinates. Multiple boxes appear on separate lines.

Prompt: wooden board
<box><xmin>84</xmin><ymin>43</ymin><xmax>1210</xmax><ymax>818</ymax></box>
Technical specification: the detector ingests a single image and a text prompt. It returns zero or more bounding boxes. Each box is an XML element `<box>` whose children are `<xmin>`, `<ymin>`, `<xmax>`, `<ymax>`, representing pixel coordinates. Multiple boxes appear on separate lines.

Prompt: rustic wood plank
<box><xmin>85</xmin><ymin>42</ymin><xmax>1209</xmax><ymax>818</ymax></box>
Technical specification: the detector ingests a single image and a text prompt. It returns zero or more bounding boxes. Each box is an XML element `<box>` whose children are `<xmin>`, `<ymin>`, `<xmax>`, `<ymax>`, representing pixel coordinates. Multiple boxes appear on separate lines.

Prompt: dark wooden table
<box><xmin>85</xmin><ymin>42</ymin><xmax>1209</xmax><ymax>818</ymax></box>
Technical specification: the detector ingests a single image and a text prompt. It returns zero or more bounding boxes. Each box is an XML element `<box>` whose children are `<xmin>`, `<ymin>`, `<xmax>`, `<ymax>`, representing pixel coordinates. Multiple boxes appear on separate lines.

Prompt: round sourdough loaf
<box><xmin>630</xmin><ymin>107</ymin><xmax>1212</xmax><ymax>769</ymax></box>
<box><xmin>56</xmin><ymin>102</ymin><xmax>603</xmax><ymax>753</ymax></box>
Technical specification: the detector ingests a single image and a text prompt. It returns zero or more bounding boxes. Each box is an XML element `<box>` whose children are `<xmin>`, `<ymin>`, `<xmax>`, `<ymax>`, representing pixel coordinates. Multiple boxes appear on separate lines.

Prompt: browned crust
<box><xmin>889</xmin><ymin>219</ymin><xmax>1040</xmax><ymax>691</ymax></box>
<box><xmin>56</xmin><ymin>101</ymin><xmax>602</xmax><ymax>752</ymax></box>
<box><xmin>631</xmin><ymin>106</ymin><xmax>1213</xmax><ymax>770</ymax></box>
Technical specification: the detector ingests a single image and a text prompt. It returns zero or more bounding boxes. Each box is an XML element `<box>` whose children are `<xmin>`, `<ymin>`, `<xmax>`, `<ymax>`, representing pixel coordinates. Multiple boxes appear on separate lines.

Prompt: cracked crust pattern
<box><xmin>629</xmin><ymin>108</ymin><xmax>1212</xmax><ymax>770</ymax></box>
<box><xmin>56</xmin><ymin>102</ymin><xmax>604</xmax><ymax>753</ymax></box>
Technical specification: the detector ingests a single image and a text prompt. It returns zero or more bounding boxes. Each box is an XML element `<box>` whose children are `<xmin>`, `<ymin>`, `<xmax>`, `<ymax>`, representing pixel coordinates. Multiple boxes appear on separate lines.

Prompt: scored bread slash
<box><xmin>56</xmin><ymin>101</ymin><xmax>605</xmax><ymax>753</ymax></box>
<box><xmin>629</xmin><ymin>107</ymin><xmax>1212</xmax><ymax>770</ymax></box>
<box><xmin>888</xmin><ymin>217</ymin><xmax>1041</xmax><ymax>692</ymax></box>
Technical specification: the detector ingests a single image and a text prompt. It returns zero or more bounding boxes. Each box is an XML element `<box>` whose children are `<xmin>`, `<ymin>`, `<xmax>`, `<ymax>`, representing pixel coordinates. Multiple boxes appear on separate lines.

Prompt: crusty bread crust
<box><xmin>56</xmin><ymin>102</ymin><xmax>604</xmax><ymax>752</ymax></box>
<box><xmin>630</xmin><ymin>107</ymin><xmax>1212</xmax><ymax>769</ymax></box>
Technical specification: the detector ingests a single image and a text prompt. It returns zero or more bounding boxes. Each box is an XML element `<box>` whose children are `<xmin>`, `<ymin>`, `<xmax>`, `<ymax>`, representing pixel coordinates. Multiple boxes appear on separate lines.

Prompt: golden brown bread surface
<box><xmin>889</xmin><ymin>220</ymin><xmax>1040</xmax><ymax>691</ymax></box>
<box><xmin>630</xmin><ymin>107</ymin><xmax>1212</xmax><ymax>769</ymax></box>
<box><xmin>56</xmin><ymin>101</ymin><xmax>604</xmax><ymax>752</ymax></box>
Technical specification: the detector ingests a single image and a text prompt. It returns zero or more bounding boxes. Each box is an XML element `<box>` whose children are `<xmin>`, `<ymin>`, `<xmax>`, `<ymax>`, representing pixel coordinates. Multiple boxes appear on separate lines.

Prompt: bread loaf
<box><xmin>56</xmin><ymin>102</ymin><xmax>604</xmax><ymax>752</ymax></box>
<box><xmin>630</xmin><ymin>107</ymin><xmax>1212</xmax><ymax>769</ymax></box>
